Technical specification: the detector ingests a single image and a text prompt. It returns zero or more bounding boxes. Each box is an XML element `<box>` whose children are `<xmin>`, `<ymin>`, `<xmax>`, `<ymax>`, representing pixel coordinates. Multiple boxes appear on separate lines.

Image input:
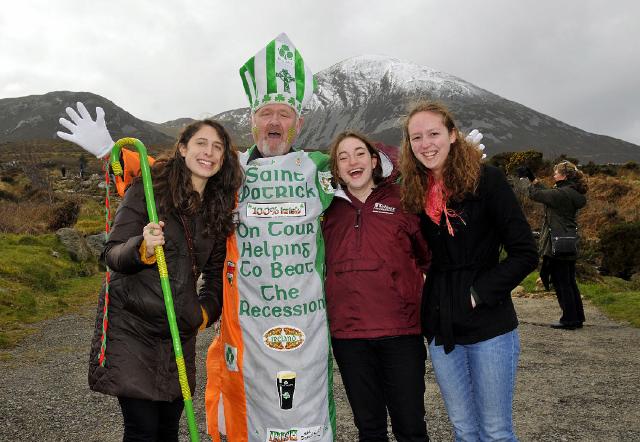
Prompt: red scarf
<box><xmin>424</xmin><ymin>175</ymin><xmax>465</xmax><ymax>236</ymax></box>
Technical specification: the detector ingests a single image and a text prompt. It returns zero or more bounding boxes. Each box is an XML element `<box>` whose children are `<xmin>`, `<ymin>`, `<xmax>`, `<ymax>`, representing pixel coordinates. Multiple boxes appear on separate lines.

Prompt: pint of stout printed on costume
<box><xmin>276</xmin><ymin>371</ymin><xmax>296</xmax><ymax>410</ymax></box>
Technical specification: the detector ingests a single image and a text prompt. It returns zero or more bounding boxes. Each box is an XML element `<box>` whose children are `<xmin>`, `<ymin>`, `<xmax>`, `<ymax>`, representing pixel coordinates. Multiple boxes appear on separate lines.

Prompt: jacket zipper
<box><xmin>355</xmin><ymin>208</ymin><xmax>362</xmax><ymax>249</ymax></box>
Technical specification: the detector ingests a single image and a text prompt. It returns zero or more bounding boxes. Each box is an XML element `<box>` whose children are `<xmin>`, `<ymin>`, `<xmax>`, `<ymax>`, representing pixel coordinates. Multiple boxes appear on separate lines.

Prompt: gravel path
<box><xmin>1</xmin><ymin>294</ymin><xmax>638</xmax><ymax>441</ymax></box>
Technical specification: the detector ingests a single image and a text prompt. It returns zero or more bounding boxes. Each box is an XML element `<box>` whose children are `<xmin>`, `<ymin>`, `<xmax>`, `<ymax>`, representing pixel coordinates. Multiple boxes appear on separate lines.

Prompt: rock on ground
<box><xmin>0</xmin><ymin>295</ymin><xmax>638</xmax><ymax>441</ymax></box>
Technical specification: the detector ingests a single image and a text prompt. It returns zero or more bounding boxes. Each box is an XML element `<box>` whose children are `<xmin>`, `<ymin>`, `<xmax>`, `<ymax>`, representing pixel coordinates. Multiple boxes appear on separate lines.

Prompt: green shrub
<box><xmin>582</xmin><ymin>161</ymin><xmax>618</xmax><ymax>177</ymax></box>
<box><xmin>505</xmin><ymin>150</ymin><xmax>546</xmax><ymax>176</ymax></box>
<box><xmin>487</xmin><ymin>151</ymin><xmax>516</xmax><ymax>173</ymax></box>
<box><xmin>575</xmin><ymin>261</ymin><xmax>603</xmax><ymax>283</ymax></box>
<box><xmin>599</xmin><ymin>221</ymin><xmax>640</xmax><ymax>279</ymax></box>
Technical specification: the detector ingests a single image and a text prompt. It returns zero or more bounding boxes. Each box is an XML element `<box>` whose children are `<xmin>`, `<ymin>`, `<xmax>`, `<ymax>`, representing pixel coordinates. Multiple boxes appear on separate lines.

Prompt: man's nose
<box><xmin>267</xmin><ymin>114</ymin><xmax>282</xmax><ymax>124</ymax></box>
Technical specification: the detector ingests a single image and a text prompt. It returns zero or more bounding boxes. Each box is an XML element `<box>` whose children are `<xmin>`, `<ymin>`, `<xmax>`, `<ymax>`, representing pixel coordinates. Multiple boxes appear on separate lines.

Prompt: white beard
<box><xmin>256</xmin><ymin>139</ymin><xmax>291</xmax><ymax>157</ymax></box>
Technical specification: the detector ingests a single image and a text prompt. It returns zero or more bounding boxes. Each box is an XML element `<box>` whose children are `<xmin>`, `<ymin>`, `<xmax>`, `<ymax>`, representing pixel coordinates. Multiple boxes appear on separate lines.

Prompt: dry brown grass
<box><xmin>579</xmin><ymin>174</ymin><xmax>640</xmax><ymax>239</ymax></box>
<box><xmin>0</xmin><ymin>200</ymin><xmax>51</xmax><ymax>234</ymax></box>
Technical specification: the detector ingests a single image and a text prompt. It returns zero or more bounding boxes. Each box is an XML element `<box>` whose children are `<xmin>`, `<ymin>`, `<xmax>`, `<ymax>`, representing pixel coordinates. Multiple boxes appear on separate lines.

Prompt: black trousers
<box><xmin>332</xmin><ymin>335</ymin><xmax>429</xmax><ymax>442</ymax></box>
<box><xmin>117</xmin><ymin>396</ymin><xmax>184</xmax><ymax>442</ymax></box>
<box><xmin>549</xmin><ymin>258</ymin><xmax>585</xmax><ymax>325</ymax></box>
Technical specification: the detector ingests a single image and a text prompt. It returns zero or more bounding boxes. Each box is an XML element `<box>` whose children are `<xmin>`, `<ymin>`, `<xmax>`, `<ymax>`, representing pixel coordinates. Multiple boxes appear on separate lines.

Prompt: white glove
<box><xmin>466</xmin><ymin>129</ymin><xmax>486</xmax><ymax>159</ymax></box>
<box><xmin>57</xmin><ymin>102</ymin><xmax>115</xmax><ymax>159</ymax></box>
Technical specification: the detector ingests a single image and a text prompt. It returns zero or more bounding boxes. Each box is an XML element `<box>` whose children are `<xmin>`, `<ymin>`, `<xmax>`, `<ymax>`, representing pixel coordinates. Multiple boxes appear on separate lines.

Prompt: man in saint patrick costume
<box><xmin>204</xmin><ymin>33</ymin><xmax>336</xmax><ymax>442</ymax></box>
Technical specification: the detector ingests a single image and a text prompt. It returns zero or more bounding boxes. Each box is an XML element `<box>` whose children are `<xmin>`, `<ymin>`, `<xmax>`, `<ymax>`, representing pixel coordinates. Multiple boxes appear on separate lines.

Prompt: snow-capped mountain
<box><xmin>299</xmin><ymin>54</ymin><xmax>490</xmax><ymax>148</ymax></box>
<box><xmin>215</xmin><ymin>55</ymin><xmax>640</xmax><ymax>163</ymax></box>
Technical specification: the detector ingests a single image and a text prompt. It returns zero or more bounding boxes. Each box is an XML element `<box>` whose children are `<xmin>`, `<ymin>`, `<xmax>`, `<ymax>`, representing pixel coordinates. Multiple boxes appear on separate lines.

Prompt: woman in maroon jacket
<box><xmin>323</xmin><ymin>131</ymin><xmax>431</xmax><ymax>442</ymax></box>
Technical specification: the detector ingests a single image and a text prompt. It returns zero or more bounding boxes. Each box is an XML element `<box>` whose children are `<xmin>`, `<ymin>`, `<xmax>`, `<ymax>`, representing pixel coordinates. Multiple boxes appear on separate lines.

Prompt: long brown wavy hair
<box><xmin>400</xmin><ymin>101</ymin><xmax>483</xmax><ymax>213</ymax></box>
<box><xmin>328</xmin><ymin>131</ymin><xmax>383</xmax><ymax>188</ymax></box>
<box><xmin>150</xmin><ymin>119</ymin><xmax>243</xmax><ymax>238</ymax></box>
<box><xmin>554</xmin><ymin>161</ymin><xmax>588</xmax><ymax>194</ymax></box>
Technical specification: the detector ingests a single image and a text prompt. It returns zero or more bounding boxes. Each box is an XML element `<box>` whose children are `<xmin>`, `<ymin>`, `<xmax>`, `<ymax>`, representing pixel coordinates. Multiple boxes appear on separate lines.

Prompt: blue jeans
<box><xmin>428</xmin><ymin>329</ymin><xmax>520</xmax><ymax>442</ymax></box>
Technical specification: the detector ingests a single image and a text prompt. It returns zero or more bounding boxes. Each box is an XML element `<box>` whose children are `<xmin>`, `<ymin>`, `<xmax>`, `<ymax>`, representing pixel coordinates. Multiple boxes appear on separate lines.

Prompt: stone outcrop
<box><xmin>55</xmin><ymin>228</ymin><xmax>93</xmax><ymax>262</ymax></box>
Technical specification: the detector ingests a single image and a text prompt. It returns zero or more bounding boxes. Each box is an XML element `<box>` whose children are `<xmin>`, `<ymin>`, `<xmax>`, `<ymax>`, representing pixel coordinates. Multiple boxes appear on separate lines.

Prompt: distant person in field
<box><xmin>525</xmin><ymin>161</ymin><xmax>588</xmax><ymax>330</ymax></box>
<box><xmin>400</xmin><ymin>101</ymin><xmax>538</xmax><ymax>442</ymax></box>
<box><xmin>323</xmin><ymin>131</ymin><xmax>431</xmax><ymax>441</ymax></box>
<box><xmin>78</xmin><ymin>154</ymin><xmax>87</xmax><ymax>179</ymax></box>
<box><xmin>58</xmin><ymin>118</ymin><xmax>242</xmax><ymax>440</ymax></box>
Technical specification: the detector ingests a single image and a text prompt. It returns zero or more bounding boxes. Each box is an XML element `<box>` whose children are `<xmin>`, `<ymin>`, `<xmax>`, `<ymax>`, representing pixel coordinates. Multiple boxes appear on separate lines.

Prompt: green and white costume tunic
<box><xmin>206</xmin><ymin>146</ymin><xmax>336</xmax><ymax>442</ymax></box>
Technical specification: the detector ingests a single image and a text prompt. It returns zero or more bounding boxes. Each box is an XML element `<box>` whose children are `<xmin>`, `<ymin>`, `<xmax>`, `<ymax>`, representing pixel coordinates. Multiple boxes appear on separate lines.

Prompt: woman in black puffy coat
<box><xmin>89</xmin><ymin>119</ymin><xmax>242</xmax><ymax>440</ymax></box>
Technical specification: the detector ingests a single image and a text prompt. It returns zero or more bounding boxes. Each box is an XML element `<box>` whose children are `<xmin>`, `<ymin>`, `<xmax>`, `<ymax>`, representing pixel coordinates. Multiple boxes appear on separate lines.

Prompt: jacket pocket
<box><xmin>454</xmin><ymin>270</ymin><xmax>478</xmax><ymax>323</ymax></box>
<box><xmin>327</xmin><ymin>259</ymin><xmax>384</xmax><ymax>333</ymax></box>
<box><xmin>333</xmin><ymin>258</ymin><xmax>383</xmax><ymax>274</ymax></box>
<box><xmin>122</xmin><ymin>271</ymin><xmax>182</xmax><ymax>337</ymax></box>
<box><xmin>178</xmin><ymin>291</ymin><xmax>204</xmax><ymax>334</ymax></box>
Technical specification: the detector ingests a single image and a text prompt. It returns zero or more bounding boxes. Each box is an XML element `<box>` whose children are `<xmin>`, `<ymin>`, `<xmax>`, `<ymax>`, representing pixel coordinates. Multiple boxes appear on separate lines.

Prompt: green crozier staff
<box><xmin>109</xmin><ymin>137</ymin><xmax>200</xmax><ymax>442</ymax></box>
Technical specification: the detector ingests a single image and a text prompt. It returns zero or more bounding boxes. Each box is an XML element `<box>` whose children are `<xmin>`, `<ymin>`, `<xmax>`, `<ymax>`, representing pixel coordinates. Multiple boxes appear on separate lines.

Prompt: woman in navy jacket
<box><xmin>323</xmin><ymin>131</ymin><xmax>431</xmax><ymax>442</ymax></box>
<box><xmin>400</xmin><ymin>102</ymin><xmax>538</xmax><ymax>442</ymax></box>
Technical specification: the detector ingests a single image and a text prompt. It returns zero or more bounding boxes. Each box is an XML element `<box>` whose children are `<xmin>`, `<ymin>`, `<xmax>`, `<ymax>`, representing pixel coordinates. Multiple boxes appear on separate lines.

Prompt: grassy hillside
<box><xmin>0</xmin><ymin>233</ymin><xmax>103</xmax><ymax>348</ymax></box>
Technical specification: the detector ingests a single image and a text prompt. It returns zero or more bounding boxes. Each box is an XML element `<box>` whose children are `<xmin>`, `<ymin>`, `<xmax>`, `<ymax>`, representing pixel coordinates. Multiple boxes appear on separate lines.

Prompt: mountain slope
<box><xmin>0</xmin><ymin>91</ymin><xmax>172</xmax><ymax>145</ymax></box>
<box><xmin>145</xmin><ymin>117</ymin><xmax>196</xmax><ymax>138</ymax></box>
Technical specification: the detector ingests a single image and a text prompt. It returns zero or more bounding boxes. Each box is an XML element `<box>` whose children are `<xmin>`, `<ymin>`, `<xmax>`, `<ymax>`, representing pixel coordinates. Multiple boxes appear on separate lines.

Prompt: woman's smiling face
<box><xmin>408</xmin><ymin>111</ymin><xmax>456</xmax><ymax>179</ymax></box>
<box><xmin>336</xmin><ymin>136</ymin><xmax>377</xmax><ymax>195</ymax></box>
<box><xmin>179</xmin><ymin>125</ymin><xmax>224</xmax><ymax>193</ymax></box>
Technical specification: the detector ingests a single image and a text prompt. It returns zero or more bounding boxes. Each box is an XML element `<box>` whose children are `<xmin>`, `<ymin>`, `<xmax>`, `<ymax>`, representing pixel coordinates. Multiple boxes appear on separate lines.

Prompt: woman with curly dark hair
<box><xmin>88</xmin><ymin>119</ymin><xmax>243</xmax><ymax>440</ymax></box>
<box><xmin>400</xmin><ymin>101</ymin><xmax>538</xmax><ymax>441</ymax></box>
<box><xmin>527</xmin><ymin>161</ymin><xmax>588</xmax><ymax>330</ymax></box>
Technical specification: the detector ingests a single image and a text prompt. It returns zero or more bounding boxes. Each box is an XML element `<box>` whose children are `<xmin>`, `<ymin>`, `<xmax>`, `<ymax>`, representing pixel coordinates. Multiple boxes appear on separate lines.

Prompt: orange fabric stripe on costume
<box><xmin>205</xmin><ymin>233</ymin><xmax>248</xmax><ymax>441</ymax></box>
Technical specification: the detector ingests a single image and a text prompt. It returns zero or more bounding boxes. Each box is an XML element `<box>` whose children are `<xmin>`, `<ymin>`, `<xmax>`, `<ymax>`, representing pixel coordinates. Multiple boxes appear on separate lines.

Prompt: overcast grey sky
<box><xmin>1</xmin><ymin>0</ymin><xmax>639</xmax><ymax>145</ymax></box>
